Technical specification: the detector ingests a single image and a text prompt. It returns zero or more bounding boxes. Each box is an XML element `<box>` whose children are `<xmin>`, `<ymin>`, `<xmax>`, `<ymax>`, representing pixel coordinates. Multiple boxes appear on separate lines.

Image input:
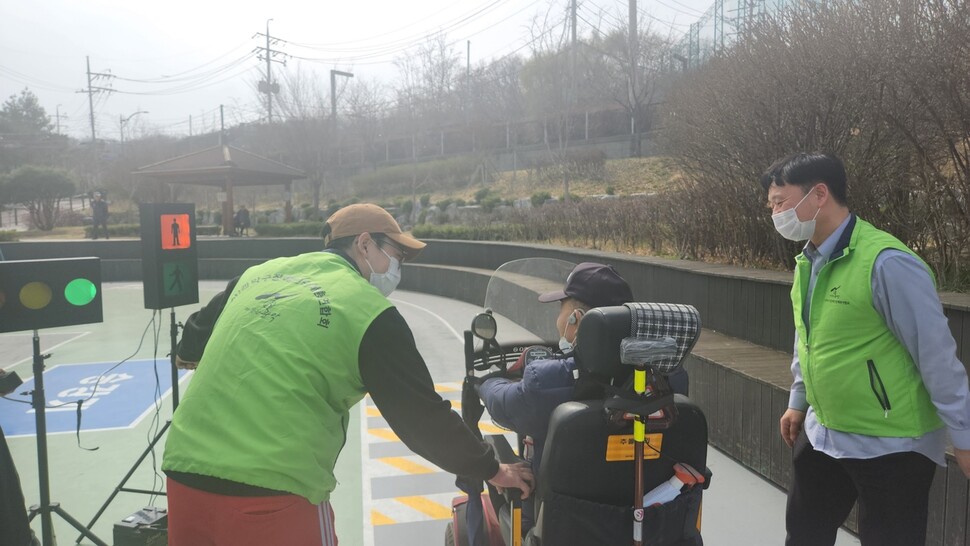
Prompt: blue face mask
<box><xmin>365</xmin><ymin>246</ymin><xmax>401</xmax><ymax>297</ymax></box>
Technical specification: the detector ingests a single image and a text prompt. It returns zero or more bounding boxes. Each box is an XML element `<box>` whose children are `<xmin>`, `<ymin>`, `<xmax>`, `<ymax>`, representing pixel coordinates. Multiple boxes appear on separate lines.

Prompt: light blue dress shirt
<box><xmin>789</xmin><ymin>214</ymin><xmax>970</xmax><ymax>465</ymax></box>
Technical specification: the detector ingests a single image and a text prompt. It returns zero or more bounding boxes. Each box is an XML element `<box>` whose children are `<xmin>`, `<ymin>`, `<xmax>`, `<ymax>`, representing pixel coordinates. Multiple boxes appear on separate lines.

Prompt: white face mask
<box><xmin>558</xmin><ymin>336</ymin><xmax>574</xmax><ymax>353</ymax></box>
<box><xmin>772</xmin><ymin>186</ymin><xmax>820</xmax><ymax>242</ymax></box>
<box><xmin>365</xmin><ymin>246</ymin><xmax>402</xmax><ymax>297</ymax></box>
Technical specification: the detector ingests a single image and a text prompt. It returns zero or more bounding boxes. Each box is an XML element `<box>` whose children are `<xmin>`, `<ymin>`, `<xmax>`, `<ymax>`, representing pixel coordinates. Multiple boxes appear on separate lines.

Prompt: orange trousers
<box><xmin>166</xmin><ymin>477</ymin><xmax>338</xmax><ymax>546</ymax></box>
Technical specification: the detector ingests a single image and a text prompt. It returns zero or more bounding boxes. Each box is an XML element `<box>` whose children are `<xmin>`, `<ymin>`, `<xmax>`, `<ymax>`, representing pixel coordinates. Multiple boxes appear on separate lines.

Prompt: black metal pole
<box><xmin>30</xmin><ymin>330</ymin><xmax>108</xmax><ymax>546</ymax></box>
<box><xmin>31</xmin><ymin>330</ymin><xmax>53</xmax><ymax>546</ymax></box>
<box><xmin>170</xmin><ymin>308</ymin><xmax>180</xmax><ymax>410</ymax></box>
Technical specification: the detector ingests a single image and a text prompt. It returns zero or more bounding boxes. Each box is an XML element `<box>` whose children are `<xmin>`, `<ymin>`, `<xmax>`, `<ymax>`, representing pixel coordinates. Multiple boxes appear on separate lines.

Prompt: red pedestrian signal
<box><xmin>0</xmin><ymin>258</ymin><xmax>103</xmax><ymax>333</ymax></box>
<box><xmin>141</xmin><ymin>204</ymin><xmax>199</xmax><ymax>310</ymax></box>
<box><xmin>160</xmin><ymin>214</ymin><xmax>192</xmax><ymax>250</ymax></box>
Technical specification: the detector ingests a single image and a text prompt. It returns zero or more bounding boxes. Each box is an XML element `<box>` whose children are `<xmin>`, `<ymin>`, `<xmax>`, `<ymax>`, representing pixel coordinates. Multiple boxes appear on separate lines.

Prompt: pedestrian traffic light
<box><xmin>0</xmin><ymin>258</ymin><xmax>103</xmax><ymax>333</ymax></box>
<box><xmin>141</xmin><ymin>203</ymin><xmax>199</xmax><ymax>310</ymax></box>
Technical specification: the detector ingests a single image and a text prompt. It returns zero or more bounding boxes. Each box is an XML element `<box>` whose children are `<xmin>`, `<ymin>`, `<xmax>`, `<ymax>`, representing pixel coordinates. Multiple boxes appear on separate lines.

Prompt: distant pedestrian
<box><xmin>91</xmin><ymin>192</ymin><xmax>109</xmax><ymax>240</ymax></box>
<box><xmin>234</xmin><ymin>205</ymin><xmax>251</xmax><ymax>237</ymax></box>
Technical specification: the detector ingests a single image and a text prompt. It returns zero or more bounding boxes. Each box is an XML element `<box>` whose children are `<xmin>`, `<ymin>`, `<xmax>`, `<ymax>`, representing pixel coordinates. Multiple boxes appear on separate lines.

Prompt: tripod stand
<box><xmin>77</xmin><ymin>308</ymin><xmax>182</xmax><ymax>544</ymax></box>
<box><xmin>27</xmin><ymin>329</ymin><xmax>108</xmax><ymax>546</ymax></box>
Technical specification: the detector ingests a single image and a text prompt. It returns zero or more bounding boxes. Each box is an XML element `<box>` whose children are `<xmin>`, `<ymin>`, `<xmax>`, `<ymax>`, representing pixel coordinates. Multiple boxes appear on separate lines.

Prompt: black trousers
<box><xmin>92</xmin><ymin>219</ymin><xmax>108</xmax><ymax>239</ymax></box>
<box><xmin>786</xmin><ymin>431</ymin><xmax>936</xmax><ymax>546</ymax></box>
<box><xmin>0</xmin><ymin>425</ymin><xmax>32</xmax><ymax>546</ymax></box>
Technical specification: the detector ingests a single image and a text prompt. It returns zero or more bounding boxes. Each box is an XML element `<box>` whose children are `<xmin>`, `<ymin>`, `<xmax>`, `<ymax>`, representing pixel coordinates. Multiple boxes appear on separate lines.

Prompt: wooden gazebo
<box><xmin>134</xmin><ymin>144</ymin><xmax>306</xmax><ymax>236</ymax></box>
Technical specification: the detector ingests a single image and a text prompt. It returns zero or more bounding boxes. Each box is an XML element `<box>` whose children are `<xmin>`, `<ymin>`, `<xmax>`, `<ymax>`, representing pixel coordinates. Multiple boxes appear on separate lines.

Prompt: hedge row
<box><xmin>411</xmin><ymin>224</ymin><xmax>529</xmax><ymax>241</ymax></box>
<box><xmin>254</xmin><ymin>222</ymin><xmax>325</xmax><ymax>237</ymax></box>
<box><xmin>82</xmin><ymin>224</ymin><xmax>222</xmax><ymax>238</ymax></box>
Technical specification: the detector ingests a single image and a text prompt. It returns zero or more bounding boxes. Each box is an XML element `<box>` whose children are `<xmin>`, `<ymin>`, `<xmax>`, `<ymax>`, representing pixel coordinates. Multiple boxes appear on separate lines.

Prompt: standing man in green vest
<box><xmin>162</xmin><ymin>203</ymin><xmax>533</xmax><ymax>546</ymax></box>
<box><xmin>762</xmin><ymin>153</ymin><xmax>970</xmax><ymax>545</ymax></box>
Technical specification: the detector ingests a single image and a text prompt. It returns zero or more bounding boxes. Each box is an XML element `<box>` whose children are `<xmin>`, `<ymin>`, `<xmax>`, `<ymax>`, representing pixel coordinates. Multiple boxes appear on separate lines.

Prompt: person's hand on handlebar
<box><xmin>488</xmin><ymin>462</ymin><xmax>534</xmax><ymax>499</ymax></box>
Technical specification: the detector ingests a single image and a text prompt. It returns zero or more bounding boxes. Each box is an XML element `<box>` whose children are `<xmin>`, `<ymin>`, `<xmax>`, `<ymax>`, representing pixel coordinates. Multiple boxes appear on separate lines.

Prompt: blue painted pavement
<box><xmin>0</xmin><ymin>359</ymin><xmax>186</xmax><ymax>437</ymax></box>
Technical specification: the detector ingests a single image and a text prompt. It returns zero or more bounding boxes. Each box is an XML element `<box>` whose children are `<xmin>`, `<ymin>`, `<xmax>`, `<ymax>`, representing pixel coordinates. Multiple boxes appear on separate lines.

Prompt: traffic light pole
<box><xmin>76</xmin><ymin>310</ymin><xmax>182</xmax><ymax>544</ymax></box>
<box><xmin>28</xmin><ymin>330</ymin><xmax>109</xmax><ymax>546</ymax></box>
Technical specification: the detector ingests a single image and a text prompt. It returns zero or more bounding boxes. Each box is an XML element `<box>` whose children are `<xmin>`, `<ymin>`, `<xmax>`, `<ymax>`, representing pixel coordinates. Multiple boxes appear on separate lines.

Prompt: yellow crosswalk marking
<box><xmin>369</xmin><ymin>428</ymin><xmax>400</xmax><ymax>442</ymax></box>
<box><xmin>434</xmin><ymin>383</ymin><xmax>458</xmax><ymax>392</ymax></box>
<box><xmin>397</xmin><ymin>496</ymin><xmax>452</xmax><ymax>519</ymax></box>
<box><xmin>371</xmin><ymin>510</ymin><xmax>396</xmax><ymax>526</ymax></box>
<box><xmin>479</xmin><ymin>422</ymin><xmax>509</xmax><ymax>434</ymax></box>
<box><xmin>379</xmin><ymin>457</ymin><xmax>435</xmax><ymax>474</ymax></box>
<box><xmin>366</xmin><ymin>407</ymin><xmax>381</xmax><ymax>417</ymax></box>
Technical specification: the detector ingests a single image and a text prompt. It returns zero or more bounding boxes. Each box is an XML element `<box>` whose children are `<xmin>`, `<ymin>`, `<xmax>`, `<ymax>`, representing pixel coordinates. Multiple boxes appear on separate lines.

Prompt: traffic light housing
<box><xmin>141</xmin><ymin>203</ymin><xmax>199</xmax><ymax>310</ymax></box>
<box><xmin>0</xmin><ymin>257</ymin><xmax>103</xmax><ymax>333</ymax></box>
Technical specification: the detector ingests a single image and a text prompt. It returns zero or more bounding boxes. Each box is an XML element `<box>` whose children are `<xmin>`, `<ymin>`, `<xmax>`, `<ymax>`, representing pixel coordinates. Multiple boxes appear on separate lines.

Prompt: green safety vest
<box><xmin>162</xmin><ymin>252</ymin><xmax>392</xmax><ymax>504</ymax></box>
<box><xmin>791</xmin><ymin>217</ymin><xmax>943</xmax><ymax>437</ymax></box>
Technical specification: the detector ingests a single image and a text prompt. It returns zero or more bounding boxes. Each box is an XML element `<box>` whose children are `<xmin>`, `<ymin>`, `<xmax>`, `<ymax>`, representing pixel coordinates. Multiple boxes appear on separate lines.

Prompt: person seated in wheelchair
<box><xmin>478</xmin><ymin>262</ymin><xmax>688</xmax><ymax>536</ymax></box>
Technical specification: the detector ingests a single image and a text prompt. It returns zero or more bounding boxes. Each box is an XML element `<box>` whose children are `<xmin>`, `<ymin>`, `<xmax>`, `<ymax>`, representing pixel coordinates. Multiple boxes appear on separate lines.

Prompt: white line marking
<box><xmin>389</xmin><ymin>298</ymin><xmax>463</xmax><ymax>342</ymax></box>
<box><xmin>2</xmin><ymin>331</ymin><xmax>91</xmax><ymax>371</ymax></box>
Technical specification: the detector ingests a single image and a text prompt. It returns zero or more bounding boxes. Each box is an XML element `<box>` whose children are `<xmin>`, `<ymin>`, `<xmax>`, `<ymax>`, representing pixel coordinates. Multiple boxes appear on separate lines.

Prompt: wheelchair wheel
<box><xmin>445</xmin><ymin>521</ymin><xmax>456</xmax><ymax>546</ymax></box>
<box><xmin>446</xmin><ymin>503</ymin><xmax>470</xmax><ymax>546</ymax></box>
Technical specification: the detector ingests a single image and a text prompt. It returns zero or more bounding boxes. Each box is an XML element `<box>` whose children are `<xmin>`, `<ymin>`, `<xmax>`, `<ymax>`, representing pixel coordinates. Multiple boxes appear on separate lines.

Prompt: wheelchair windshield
<box><xmin>482</xmin><ymin>257</ymin><xmax>576</xmax><ymax>345</ymax></box>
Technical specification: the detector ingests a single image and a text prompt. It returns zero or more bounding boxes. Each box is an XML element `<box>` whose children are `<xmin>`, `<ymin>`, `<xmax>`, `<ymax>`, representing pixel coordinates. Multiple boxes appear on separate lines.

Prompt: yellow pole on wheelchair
<box><xmin>633</xmin><ymin>366</ymin><xmax>647</xmax><ymax>546</ymax></box>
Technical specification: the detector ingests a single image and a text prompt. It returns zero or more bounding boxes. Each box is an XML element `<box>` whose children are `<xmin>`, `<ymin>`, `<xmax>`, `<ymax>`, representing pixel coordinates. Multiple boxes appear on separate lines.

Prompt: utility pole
<box><xmin>55</xmin><ymin>105</ymin><xmax>63</xmax><ymax>134</ymax></box>
<box><xmin>256</xmin><ymin>19</ymin><xmax>286</xmax><ymax>123</ymax></box>
<box><xmin>565</xmin><ymin>0</ymin><xmax>577</xmax><ymax>203</ymax></box>
<box><xmin>219</xmin><ymin>104</ymin><xmax>225</xmax><ymax>145</ymax></box>
<box><xmin>629</xmin><ymin>0</ymin><xmax>640</xmax><ymax>155</ymax></box>
<box><xmin>77</xmin><ymin>56</ymin><xmax>113</xmax><ymax>144</ymax></box>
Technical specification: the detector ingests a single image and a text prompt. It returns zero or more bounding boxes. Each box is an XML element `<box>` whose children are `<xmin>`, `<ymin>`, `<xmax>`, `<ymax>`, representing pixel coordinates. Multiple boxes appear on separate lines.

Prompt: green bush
<box><xmin>437</xmin><ymin>198</ymin><xmax>454</xmax><ymax>210</ymax></box>
<box><xmin>474</xmin><ymin>188</ymin><xmax>492</xmax><ymax>203</ymax></box>
<box><xmin>197</xmin><ymin>225</ymin><xmax>222</xmax><ymax>236</ymax></box>
<box><xmin>481</xmin><ymin>196</ymin><xmax>503</xmax><ymax>213</ymax></box>
<box><xmin>0</xmin><ymin>230</ymin><xmax>19</xmax><ymax>242</ymax></box>
<box><xmin>420</xmin><ymin>194</ymin><xmax>432</xmax><ymax>207</ymax></box>
<box><xmin>254</xmin><ymin>222</ymin><xmax>325</xmax><ymax>237</ymax></box>
<box><xmin>531</xmin><ymin>192</ymin><xmax>552</xmax><ymax>208</ymax></box>
<box><xmin>411</xmin><ymin>223</ymin><xmax>524</xmax><ymax>241</ymax></box>
<box><xmin>84</xmin><ymin>224</ymin><xmax>140</xmax><ymax>238</ymax></box>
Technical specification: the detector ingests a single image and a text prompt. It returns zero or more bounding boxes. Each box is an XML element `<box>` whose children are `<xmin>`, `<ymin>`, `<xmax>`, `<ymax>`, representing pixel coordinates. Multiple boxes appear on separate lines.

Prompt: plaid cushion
<box><xmin>622</xmin><ymin>302</ymin><xmax>701</xmax><ymax>374</ymax></box>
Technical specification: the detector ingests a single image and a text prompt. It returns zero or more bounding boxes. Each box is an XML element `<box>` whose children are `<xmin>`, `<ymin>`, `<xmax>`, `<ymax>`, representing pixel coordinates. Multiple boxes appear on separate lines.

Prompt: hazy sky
<box><xmin>0</xmin><ymin>0</ymin><xmax>711</xmax><ymax>141</ymax></box>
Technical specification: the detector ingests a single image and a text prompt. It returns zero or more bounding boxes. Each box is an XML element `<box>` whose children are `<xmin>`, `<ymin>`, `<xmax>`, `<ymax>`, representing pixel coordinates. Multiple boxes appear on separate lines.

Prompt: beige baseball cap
<box><xmin>325</xmin><ymin>203</ymin><xmax>426</xmax><ymax>260</ymax></box>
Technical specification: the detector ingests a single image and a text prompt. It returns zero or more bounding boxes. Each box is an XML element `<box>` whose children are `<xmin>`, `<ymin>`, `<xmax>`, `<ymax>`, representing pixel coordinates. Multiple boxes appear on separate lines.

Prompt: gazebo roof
<box><xmin>133</xmin><ymin>144</ymin><xmax>306</xmax><ymax>187</ymax></box>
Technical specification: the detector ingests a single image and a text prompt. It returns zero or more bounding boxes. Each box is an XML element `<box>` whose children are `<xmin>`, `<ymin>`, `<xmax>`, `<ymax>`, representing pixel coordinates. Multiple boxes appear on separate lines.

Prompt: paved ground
<box><xmin>1</xmin><ymin>282</ymin><xmax>860</xmax><ymax>545</ymax></box>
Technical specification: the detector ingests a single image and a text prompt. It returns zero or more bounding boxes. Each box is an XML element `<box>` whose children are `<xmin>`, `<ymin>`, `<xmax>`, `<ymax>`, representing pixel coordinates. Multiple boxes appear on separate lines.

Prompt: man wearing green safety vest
<box><xmin>162</xmin><ymin>203</ymin><xmax>534</xmax><ymax>545</ymax></box>
<box><xmin>762</xmin><ymin>153</ymin><xmax>970</xmax><ymax>546</ymax></box>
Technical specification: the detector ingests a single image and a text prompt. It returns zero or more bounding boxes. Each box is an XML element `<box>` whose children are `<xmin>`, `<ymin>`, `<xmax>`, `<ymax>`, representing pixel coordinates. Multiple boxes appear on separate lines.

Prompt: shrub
<box><xmin>531</xmin><ymin>192</ymin><xmax>552</xmax><ymax>208</ymax></box>
<box><xmin>474</xmin><ymin>188</ymin><xmax>492</xmax><ymax>203</ymax></box>
<box><xmin>0</xmin><ymin>230</ymin><xmax>19</xmax><ymax>242</ymax></box>
<box><xmin>254</xmin><ymin>222</ymin><xmax>326</xmax><ymax>237</ymax></box>
<box><xmin>420</xmin><ymin>194</ymin><xmax>432</xmax><ymax>207</ymax></box>
<box><xmin>411</xmin><ymin>224</ymin><xmax>524</xmax><ymax>241</ymax></box>
<box><xmin>481</xmin><ymin>196</ymin><xmax>503</xmax><ymax>213</ymax></box>
<box><xmin>83</xmin><ymin>224</ymin><xmax>140</xmax><ymax>238</ymax></box>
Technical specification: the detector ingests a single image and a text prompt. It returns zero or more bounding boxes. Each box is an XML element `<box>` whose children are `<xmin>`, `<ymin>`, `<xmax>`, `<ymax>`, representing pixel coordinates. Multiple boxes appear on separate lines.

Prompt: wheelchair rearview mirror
<box><xmin>471</xmin><ymin>311</ymin><xmax>497</xmax><ymax>341</ymax></box>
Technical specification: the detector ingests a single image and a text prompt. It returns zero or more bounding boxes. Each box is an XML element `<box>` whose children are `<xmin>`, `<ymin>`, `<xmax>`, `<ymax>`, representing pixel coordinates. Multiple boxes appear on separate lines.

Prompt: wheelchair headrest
<box><xmin>575</xmin><ymin>302</ymin><xmax>701</xmax><ymax>379</ymax></box>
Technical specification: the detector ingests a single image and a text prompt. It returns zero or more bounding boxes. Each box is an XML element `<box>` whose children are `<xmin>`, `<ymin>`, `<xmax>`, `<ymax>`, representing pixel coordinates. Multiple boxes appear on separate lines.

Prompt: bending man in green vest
<box><xmin>763</xmin><ymin>153</ymin><xmax>970</xmax><ymax>546</ymax></box>
<box><xmin>162</xmin><ymin>203</ymin><xmax>533</xmax><ymax>545</ymax></box>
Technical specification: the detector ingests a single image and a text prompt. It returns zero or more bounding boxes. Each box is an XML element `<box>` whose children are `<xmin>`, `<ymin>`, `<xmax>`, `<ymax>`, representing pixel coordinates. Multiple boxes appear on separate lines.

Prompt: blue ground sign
<box><xmin>0</xmin><ymin>359</ymin><xmax>186</xmax><ymax>437</ymax></box>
